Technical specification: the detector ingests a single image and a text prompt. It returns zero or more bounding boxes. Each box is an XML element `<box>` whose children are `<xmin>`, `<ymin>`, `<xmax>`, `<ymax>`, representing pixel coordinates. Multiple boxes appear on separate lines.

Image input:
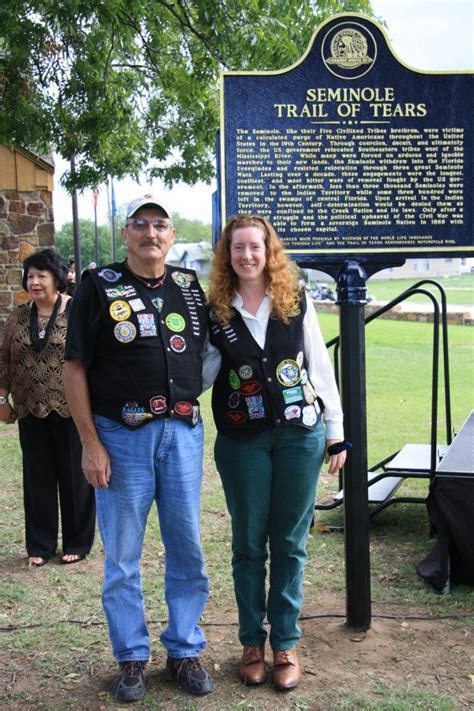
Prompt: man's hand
<box><xmin>82</xmin><ymin>438</ymin><xmax>111</xmax><ymax>488</ymax></box>
<box><xmin>325</xmin><ymin>439</ymin><xmax>347</xmax><ymax>474</ymax></box>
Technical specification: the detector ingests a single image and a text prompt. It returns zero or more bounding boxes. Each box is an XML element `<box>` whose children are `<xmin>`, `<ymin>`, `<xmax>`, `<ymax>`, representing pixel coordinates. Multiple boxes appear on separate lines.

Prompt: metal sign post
<box><xmin>337</xmin><ymin>261</ymin><xmax>371</xmax><ymax>629</ymax></box>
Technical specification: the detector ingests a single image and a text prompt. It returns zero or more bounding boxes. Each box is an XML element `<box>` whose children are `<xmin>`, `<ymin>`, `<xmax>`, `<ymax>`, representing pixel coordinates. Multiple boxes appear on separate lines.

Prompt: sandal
<box><xmin>61</xmin><ymin>553</ymin><xmax>86</xmax><ymax>565</ymax></box>
<box><xmin>28</xmin><ymin>557</ymin><xmax>49</xmax><ymax>567</ymax></box>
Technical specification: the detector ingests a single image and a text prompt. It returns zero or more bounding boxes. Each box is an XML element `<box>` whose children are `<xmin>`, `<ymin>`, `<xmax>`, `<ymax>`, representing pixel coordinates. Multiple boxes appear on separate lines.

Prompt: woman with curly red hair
<box><xmin>207</xmin><ymin>215</ymin><xmax>346</xmax><ymax>691</ymax></box>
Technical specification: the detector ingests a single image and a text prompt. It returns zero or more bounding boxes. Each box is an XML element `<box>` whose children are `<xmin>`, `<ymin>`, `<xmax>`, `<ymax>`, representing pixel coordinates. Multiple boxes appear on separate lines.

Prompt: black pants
<box><xmin>18</xmin><ymin>413</ymin><xmax>95</xmax><ymax>558</ymax></box>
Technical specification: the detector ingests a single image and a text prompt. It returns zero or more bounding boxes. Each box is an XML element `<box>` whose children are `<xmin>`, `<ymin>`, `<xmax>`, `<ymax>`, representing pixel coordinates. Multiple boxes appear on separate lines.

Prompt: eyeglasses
<box><xmin>126</xmin><ymin>219</ymin><xmax>172</xmax><ymax>232</ymax></box>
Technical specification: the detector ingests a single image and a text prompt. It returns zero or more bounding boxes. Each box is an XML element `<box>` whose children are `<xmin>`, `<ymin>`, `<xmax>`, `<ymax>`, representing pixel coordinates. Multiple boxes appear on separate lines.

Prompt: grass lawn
<box><xmin>0</xmin><ymin>315</ymin><xmax>473</xmax><ymax>709</ymax></box>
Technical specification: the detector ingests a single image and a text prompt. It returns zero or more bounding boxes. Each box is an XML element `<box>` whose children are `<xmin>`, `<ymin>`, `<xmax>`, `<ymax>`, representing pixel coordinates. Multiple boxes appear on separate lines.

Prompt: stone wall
<box><xmin>0</xmin><ymin>189</ymin><xmax>54</xmax><ymax>337</ymax></box>
<box><xmin>312</xmin><ymin>300</ymin><xmax>473</xmax><ymax>326</ymax></box>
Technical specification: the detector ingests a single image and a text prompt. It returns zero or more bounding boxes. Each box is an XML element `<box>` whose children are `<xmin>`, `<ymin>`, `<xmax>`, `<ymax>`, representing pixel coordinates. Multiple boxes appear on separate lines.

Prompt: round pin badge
<box><xmin>165</xmin><ymin>312</ymin><xmax>186</xmax><ymax>332</ymax></box>
<box><xmin>300</xmin><ymin>368</ymin><xmax>308</xmax><ymax>385</ymax></box>
<box><xmin>109</xmin><ymin>300</ymin><xmax>132</xmax><ymax>322</ymax></box>
<box><xmin>169</xmin><ymin>334</ymin><xmax>186</xmax><ymax>352</ymax></box>
<box><xmin>296</xmin><ymin>351</ymin><xmax>304</xmax><ymax>367</ymax></box>
<box><xmin>98</xmin><ymin>268</ymin><xmax>121</xmax><ymax>282</ymax></box>
<box><xmin>276</xmin><ymin>359</ymin><xmax>301</xmax><ymax>387</ymax></box>
<box><xmin>114</xmin><ymin>321</ymin><xmax>137</xmax><ymax>343</ymax></box>
<box><xmin>238</xmin><ymin>365</ymin><xmax>253</xmax><ymax>380</ymax></box>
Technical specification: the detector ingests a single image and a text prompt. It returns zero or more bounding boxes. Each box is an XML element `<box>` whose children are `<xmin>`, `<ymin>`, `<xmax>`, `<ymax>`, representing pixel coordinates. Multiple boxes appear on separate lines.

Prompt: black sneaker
<box><xmin>166</xmin><ymin>656</ymin><xmax>214</xmax><ymax>695</ymax></box>
<box><xmin>109</xmin><ymin>661</ymin><xmax>146</xmax><ymax>702</ymax></box>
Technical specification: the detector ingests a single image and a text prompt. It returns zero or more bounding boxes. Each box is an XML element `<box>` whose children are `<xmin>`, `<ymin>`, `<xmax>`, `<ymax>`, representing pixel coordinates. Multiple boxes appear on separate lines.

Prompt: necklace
<box><xmin>29</xmin><ymin>294</ymin><xmax>62</xmax><ymax>352</ymax></box>
<box><xmin>125</xmin><ymin>260</ymin><xmax>166</xmax><ymax>289</ymax></box>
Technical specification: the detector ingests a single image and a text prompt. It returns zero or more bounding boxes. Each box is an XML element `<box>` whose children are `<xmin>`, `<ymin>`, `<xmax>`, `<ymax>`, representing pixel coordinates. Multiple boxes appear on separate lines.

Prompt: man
<box><xmin>63</xmin><ymin>195</ymin><xmax>216</xmax><ymax>703</ymax></box>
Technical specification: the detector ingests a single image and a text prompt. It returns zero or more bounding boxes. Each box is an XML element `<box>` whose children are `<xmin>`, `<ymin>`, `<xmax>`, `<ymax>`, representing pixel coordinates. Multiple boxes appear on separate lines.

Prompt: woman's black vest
<box><xmin>209</xmin><ymin>295</ymin><xmax>321</xmax><ymax>437</ymax></box>
<box><xmin>86</xmin><ymin>262</ymin><xmax>207</xmax><ymax>429</ymax></box>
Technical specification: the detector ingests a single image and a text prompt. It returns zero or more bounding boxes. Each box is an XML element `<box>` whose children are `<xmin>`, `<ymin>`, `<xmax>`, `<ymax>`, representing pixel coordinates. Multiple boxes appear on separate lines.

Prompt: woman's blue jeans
<box><xmin>94</xmin><ymin>415</ymin><xmax>209</xmax><ymax>662</ymax></box>
<box><xmin>215</xmin><ymin>423</ymin><xmax>325</xmax><ymax>651</ymax></box>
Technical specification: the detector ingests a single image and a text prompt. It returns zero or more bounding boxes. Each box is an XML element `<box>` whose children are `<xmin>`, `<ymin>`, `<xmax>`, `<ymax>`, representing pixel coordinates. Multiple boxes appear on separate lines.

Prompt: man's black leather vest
<box><xmin>209</xmin><ymin>295</ymin><xmax>321</xmax><ymax>437</ymax></box>
<box><xmin>87</xmin><ymin>262</ymin><xmax>206</xmax><ymax>428</ymax></box>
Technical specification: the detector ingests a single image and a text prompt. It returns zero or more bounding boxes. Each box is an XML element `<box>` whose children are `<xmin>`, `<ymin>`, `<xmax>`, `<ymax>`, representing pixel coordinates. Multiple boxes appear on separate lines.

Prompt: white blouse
<box><xmin>201</xmin><ymin>292</ymin><xmax>344</xmax><ymax>440</ymax></box>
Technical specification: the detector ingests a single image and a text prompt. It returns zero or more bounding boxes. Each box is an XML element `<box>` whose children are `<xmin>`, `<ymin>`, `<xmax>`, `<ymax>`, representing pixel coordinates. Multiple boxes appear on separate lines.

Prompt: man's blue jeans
<box><xmin>94</xmin><ymin>415</ymin><xmax>209</xmax><ymax>662</ymax></box>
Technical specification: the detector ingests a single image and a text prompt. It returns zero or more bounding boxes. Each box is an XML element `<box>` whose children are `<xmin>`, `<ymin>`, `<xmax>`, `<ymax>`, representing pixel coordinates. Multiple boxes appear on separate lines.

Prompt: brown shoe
<box><xmin>239</xmin><ymin>645</ymin><xmax>267</xmax><ymax>685</ymax></box>
<box><xmin>272</xmin><ymin>648</ymin><xmax>301</xmax><ymax>691</ymax></box>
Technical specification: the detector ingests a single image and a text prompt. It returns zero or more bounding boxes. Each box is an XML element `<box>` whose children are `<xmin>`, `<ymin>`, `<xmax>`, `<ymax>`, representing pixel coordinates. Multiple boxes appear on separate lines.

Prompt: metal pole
<box><xmin>337</xmin><ymin>260</ymin><xmax>371</xmax><ymax>630</ymax></box>
<box><xmin>94</xmin><ymin>202</ymin><xmax>99</xmax><ymax>265</ymax></box>
<box><xmin>70</xmin><ymin>156</ymin><xmax>82</xmax><ymax>280</ymax></box>
<box><xmin>110</xmin><ymin>176</ymin><xmax>116</xmax><ymax>262</ymax></box>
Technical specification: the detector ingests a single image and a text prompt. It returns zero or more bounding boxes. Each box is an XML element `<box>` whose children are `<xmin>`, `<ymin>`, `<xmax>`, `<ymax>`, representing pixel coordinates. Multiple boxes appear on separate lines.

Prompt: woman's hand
<box><xmin>325</xmin><ymin>439</ymin><xmax>347</xmax><ymax>474</ymax></box>
<box><xmin>0</xmin><ymin>402</ymin><xmax>17</xmax><ymax>424</ymax></box>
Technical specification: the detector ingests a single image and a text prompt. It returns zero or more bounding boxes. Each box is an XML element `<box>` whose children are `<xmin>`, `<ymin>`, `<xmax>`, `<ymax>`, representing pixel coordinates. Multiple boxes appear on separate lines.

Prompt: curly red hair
<box><xmin>207</xmin><ymin>214</ymin><xmax>301</xmax><ymax>325</ymax></box>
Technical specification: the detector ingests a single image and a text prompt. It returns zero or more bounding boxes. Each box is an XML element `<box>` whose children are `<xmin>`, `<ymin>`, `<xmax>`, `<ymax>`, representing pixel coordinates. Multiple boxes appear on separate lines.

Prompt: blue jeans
<box><xmin>94</xmin><ymin>415</ymin><xmax>208</xmax><ymax>662</ymax></box>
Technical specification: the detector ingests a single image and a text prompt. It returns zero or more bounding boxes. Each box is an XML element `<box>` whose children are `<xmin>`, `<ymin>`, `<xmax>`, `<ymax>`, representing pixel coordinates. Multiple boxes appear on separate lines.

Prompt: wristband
<box><xmin>327</xmin><ymin>440</ymin><xmax>352</xmax><ymax>456</ymax></box>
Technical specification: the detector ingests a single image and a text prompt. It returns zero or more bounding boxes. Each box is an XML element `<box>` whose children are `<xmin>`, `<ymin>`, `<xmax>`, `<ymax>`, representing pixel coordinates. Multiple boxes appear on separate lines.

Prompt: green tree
<box><xmin>55</xmin><ymin>218</ymin><xmax>127</xmax><ymax>267</ymax></box>
<box><xmin>172</xmin><ymin>214</ymin><xmax>211</xmax><ymax>243</ymax></box>
<box><xmin>0</xmin><ymin>0</ymin><xmax>373</xmax><ymax>190</ymax></box>
<box><xmin>55</xmin><ymin>212</ymin><xmax>211</xmax><ymax>266</ymax></box>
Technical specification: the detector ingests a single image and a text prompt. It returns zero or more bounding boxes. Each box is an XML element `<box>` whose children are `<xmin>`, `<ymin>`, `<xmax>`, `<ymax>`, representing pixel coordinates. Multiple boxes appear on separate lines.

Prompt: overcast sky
<box><xmin>52</xmin><ymin>0</ymin><xmax>474</xmax><ymax>228</ymax></box>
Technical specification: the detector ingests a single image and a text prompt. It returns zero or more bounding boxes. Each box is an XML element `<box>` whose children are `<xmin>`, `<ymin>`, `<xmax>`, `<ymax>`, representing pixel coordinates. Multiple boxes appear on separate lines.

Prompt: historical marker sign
<box><xmin>218</xmin><ymin>13</ymin><xmax>473</xmax><ymax>260</ymax></box>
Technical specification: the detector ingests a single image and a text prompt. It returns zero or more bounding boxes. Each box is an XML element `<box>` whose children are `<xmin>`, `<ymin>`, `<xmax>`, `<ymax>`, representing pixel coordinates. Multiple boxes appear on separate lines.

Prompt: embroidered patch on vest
<box><xmin>245</xmin><ymin>395</ymin><xmax>265</xmax><ymax>419</ymax></box>
<box><xmin>151</xmin><ymin>296</ymin><xmax>164</xmax><ymax>312</ymax></box>
<box><xmin>224</xmin><ymin>410</ymin><xmax>247</xmax><ymax>425</ymax></box>
<box><xmin>276</xmin><ymin>359</ymin><xmax>301</xmax><ymax>387</ymax></box>
<box><xmin>302</xmin><ymin>405</ymin><xmax>317</xmax><ymax>426</ymax></box>
<box><xmin>296</xmin><ymin>351</ymin><xmax>304</xmax><ymax>367</ymax></box>
<box><xmin>174</xmin><ymin>401</ymin><xmax>193</xmax><ymax>416</ymax></box>
<box><xmin>284</xmin><ymin>405</ymin><xmax>301</xmax><ymax>420</ymax></box>
<box><xmin>114</xmin><ymin>321</ymin><xmax>137</xmax><ymax>343</ymax></box>
<box><xmin>105</xmin><ymin>284</ymin><xmax>137</xmax><ymax>299</ymax></box>
<box><xmin>282</xmin><ymin>385</ymin><xmax>304</xmax><ymax>404</ymax></box>
<box><xmin>137</xmin><ymin>313</ymin><xmax>157</xmax><ymax>337</ymax></box>
<box><xmin>129</xmin><ymin>297</ymin><xmax>146</xmax><ymax>312</ymax></box>
<box><xmin>238</xmin><ymin>365</ymin><xmax>253</xmax><ymax>380</ymax></box>
<box><xmin>228</xmin><ymin>391</ymin><xmax>240</xmax><ymax>409</ymax></box>
<box><xmin>109</xmin><ymin>300</ymin><xmax>132</xmax><ymax>322</ymax></box>
<box><xmin>303</xmin><ymin>382</ymin><xmax>317</xmax><ymax>404</ymax></box>
<box><xmin>150</xmin><ymin>395</ymin><xmax>167</xmax><ymax>415</ymax></box>
<box><xmin>98</xmin><ymin>268</ymin><xmax>122</xmax><ymax>282</ymax></box>
<box><xmin>122</xmin><ymin>401</ymin><xmax>153</xmax><ymax>426</ymax></box>
<box><xmin>171</xmin><ymin>271</ymin><xmax>195</xmax><ymax>289</ymax></box>
<box><xmin>229</xmin><ymin>370</ymin><xmax>241</xmax><ymax>389</ymax></box>
<box><xmin>239</xmin><ymin>381</ymin><xmax>262</xmax><ymax>396</ymax></box>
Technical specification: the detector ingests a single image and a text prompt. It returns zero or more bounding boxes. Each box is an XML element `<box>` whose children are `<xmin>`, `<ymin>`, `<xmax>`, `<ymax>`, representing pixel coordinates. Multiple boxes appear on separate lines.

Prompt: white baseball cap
<box><xmin>126</xmin><ymin>194</ymin><xmax>171</xmax><ymax>219</ymax></box>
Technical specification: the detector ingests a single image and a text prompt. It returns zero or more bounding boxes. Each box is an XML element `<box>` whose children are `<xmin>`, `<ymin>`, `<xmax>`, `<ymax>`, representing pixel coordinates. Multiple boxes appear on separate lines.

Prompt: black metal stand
<box><xmin>297</xmin><ymin>255</ymin><xmax>406</xmax><ymax>631</ymax></box>
<box><xmin>336</xmin><ymin>261</ymin><xmax>371</xmax><ymax>630</ymax></box>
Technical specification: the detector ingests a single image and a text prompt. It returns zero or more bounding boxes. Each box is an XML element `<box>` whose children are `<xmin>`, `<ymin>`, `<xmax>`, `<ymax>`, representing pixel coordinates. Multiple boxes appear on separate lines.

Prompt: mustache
<box><xmin>139</xmin><ymin>239</ymin><xmax>162</xmax><ymax>247</ymax></box>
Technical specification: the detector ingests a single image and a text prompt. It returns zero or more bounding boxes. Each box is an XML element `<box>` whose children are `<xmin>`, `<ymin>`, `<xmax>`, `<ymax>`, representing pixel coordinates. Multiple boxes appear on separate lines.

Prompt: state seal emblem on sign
<box><xmin>322</xmin><ymin>21</ymin><xmax>376</xmax><ymax>79</ymax></box>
